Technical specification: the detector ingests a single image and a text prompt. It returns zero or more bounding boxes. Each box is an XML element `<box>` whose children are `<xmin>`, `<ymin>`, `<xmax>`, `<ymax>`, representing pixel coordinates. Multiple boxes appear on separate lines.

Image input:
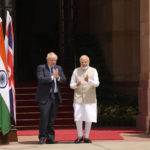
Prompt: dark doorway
<box><xmin>15</xmin><ymin>0</ymin><xmax>59</xmax><ymax>82</ymax></box>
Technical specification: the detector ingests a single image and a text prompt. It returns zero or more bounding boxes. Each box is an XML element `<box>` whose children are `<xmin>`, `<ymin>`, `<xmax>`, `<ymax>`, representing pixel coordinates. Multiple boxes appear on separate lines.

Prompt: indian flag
<box><xmin>0</xmin><ymin>18</ymin><xmax>11</xmax><ymax>135</ymax></box>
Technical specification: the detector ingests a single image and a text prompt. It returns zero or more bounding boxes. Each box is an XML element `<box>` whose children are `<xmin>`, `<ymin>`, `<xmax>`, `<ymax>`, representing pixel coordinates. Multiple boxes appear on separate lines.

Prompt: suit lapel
<box><xmin>54</xmin><ymin>65</ymin><xmax>57</xmax><ymax>70</ymax></box>
<box><xmin>45</xmin><ymin>64</ymin><xmax>51</xmax><ymax>76</ymax></box>
<box><xmin>45</xmin><ymin>64</ymin><xmax>50</xmax><ymax>71</ymax></box>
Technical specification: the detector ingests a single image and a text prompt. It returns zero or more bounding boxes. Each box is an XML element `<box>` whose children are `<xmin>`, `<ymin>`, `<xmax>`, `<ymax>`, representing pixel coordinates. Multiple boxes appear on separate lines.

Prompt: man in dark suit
<box><xmin>36</xmin><ymin>52</ymin><xmax>66</xmax><ymax>144</ymax></box>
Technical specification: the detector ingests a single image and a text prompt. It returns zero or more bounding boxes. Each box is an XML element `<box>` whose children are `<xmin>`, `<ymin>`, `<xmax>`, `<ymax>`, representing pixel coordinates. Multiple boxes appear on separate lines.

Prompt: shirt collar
<box><xmin>47</xmin><ymin>64</ymin><xmax>56</xmax><ymax>70</ymax></box>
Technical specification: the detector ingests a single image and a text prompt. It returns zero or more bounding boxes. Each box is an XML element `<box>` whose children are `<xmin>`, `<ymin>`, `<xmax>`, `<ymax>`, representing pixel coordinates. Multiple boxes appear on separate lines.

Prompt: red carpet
<box><xmin>17</xmin><ymin>128</ymin><xmax>144</xmax><ymax>141</ymax></box>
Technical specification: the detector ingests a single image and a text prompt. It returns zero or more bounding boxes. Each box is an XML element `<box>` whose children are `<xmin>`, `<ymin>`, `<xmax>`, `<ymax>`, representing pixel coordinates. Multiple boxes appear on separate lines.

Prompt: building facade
<box><xmin>0</xmin><ymin>0</ymin><xmax>150</xmax><ymax>132</ymax></box>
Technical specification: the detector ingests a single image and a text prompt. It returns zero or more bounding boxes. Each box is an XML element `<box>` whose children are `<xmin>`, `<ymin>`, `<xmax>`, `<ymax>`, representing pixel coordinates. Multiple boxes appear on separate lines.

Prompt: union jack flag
<box><xmin>5</xmin><ymin>11</ymin><xmax>16</xmax><ymax>124</ymax></box>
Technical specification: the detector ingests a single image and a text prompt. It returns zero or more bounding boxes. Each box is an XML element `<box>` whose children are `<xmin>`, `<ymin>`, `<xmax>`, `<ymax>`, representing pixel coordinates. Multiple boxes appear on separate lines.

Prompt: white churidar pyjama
<box><xmin>73</xmin><ymin>103</ymin><xmax>97</xmax><ymax>123</ymax></box>
<box><xmin>76</xmin><ymin>121</ymin><xmax>92</xmax><ymax>138</ymax></box>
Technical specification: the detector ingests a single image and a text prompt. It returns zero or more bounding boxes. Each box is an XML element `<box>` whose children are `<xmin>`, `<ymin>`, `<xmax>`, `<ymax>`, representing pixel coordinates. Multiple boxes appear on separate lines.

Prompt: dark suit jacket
<box><xmin>35</xmin><ymin>64</ymin><xmax>66</xmax><ymax>104</ymax></box>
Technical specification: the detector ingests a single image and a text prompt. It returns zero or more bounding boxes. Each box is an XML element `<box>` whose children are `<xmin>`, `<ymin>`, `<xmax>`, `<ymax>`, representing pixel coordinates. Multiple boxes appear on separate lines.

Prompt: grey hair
<box><xmin>79</xmin><ymin>55</ymin><xmax>90</xmax><ymax>61</ymax></box>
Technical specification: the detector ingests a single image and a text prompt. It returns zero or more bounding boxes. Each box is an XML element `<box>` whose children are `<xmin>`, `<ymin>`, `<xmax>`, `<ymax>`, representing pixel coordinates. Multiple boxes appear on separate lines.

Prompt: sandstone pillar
<box><xmin>137</xmin><ymin>0</ymin><xmax>150</xmax><ymax>132</ymax></box>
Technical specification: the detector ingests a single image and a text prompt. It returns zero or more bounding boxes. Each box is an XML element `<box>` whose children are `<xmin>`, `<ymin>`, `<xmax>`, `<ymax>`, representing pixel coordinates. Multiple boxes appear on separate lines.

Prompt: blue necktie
<box><xmin>51</xmin><ymin>67</ymin><xmax>55</xmax><ymax>99</ymax></box>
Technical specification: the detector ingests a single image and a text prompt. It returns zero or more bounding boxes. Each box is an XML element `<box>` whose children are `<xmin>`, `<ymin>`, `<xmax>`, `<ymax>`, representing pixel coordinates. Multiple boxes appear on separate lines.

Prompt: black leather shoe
<box><xmin>38</xmin><ymin>139</ymin><xmax>45</xmax><ymax>144</ymax></box>
<box><xmin>46</xmin><ymin>139</ymin><xmax>58</xmax><ymax>144</ymax></box>
<box><xmin>74</xmin><ymin>137</ymin><xmax>84</xmax><ymax>144</ymax></box>
<box><xmin>84</xmin><ymin>138</ymin><xmax>92</xmax><ymax>143</ymax></box>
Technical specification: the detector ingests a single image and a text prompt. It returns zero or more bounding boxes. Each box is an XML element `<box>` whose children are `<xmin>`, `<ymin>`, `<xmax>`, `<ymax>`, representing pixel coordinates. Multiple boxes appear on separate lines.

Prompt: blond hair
<box><xmin>46</xmin><ymin>52</ymin><xmax>58</xmax><ymax>60</ymax></box>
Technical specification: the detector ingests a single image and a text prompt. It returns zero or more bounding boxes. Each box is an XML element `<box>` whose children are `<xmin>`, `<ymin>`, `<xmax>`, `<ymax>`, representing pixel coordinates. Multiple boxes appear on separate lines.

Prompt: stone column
<box><xmin>112</xmin><ymin>0</ymin><xmax>140</xmax><ymax>82</ymax></box>
<box><xmin>137</xmin><ymin>0</ymin><xmax>150</xmax><ymax>132</ymax></box>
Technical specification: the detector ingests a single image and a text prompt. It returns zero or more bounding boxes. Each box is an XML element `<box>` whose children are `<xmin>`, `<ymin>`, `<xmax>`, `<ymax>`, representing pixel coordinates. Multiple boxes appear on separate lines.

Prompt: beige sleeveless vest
<box><xmin>73</xmin><ymin>66</ymin><xmax>97</xmax><ymax>104</ymax></box>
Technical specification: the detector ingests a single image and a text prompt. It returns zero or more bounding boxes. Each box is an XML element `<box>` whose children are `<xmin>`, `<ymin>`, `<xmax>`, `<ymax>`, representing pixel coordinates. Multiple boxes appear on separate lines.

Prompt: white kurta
<box><xmin>70</xmin><ymin>68</ymin><xmax>100</xmax><ymax>123</ymax></box>
<box><xmin>73</xmin><ymin>102</ymin><xmax>97</xmax><ymax>122</ymax></box>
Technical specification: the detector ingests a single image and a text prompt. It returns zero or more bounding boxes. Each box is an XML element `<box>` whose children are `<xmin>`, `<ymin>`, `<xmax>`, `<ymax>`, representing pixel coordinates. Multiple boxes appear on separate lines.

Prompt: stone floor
<box><xmin>0</xmin><ymin>132</ymin><xmax>150</xmax><ymax>150</ymax></box>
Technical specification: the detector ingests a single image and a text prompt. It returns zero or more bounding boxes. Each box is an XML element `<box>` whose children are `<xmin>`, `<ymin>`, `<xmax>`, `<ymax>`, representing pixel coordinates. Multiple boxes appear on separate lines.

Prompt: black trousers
<box><xmin>39</xmin><ymin>93</ymin><xmax>58</xmax><ymax>141</ymax></box>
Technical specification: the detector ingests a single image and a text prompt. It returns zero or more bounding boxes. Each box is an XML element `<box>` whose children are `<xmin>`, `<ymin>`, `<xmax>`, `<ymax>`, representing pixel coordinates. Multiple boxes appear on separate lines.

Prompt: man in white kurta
<box><xmin>70</xmin><ymin>55</ymin><xmax>100</xmax><ymax>143</ymax></box>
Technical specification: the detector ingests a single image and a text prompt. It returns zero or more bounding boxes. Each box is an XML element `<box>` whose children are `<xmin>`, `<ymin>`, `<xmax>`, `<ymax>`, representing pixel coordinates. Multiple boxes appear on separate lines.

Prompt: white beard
<box><xmin>81</xmin><ymin>65</ymin><xmax>89</xmax><ymax>70</ymax></box>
